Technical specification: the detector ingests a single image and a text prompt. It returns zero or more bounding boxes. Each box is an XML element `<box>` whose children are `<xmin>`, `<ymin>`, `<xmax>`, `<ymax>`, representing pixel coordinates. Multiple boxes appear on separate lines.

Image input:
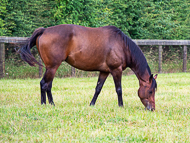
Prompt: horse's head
<box><xmin>138</xmin><ymin>74</ymin><xmax>157</xmax><ymax>111</ymax></box>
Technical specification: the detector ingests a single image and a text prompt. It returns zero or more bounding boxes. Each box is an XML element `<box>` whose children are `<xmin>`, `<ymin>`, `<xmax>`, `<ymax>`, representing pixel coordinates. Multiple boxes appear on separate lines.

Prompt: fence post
<box><xmin>39</xmin><ymin>56</ymin><xmax>43</xmax><ymax>78</ymax></box>
<box><xmin>158</xmin><ymin>45</ymin><xmax>162</xmax><ymax>73</ymax></box>
<box><xmin>71</xmin><ymin>66</ymin><xmax>75</xmax><ymax>77</ymax></box>
<box><xmin>183</xmin><ymin>45</ymin><xmax>187</xmax><ymax>72</ymax></box>
<box><xmin>0</xmin><ymin>43</ymin><xmax>5</xmax><ymax>78</ymax></box>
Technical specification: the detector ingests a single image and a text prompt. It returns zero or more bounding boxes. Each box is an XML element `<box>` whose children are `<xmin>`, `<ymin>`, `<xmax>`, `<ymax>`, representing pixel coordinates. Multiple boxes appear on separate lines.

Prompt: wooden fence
<box><xmin>0</xmin><ymin>36</ymin><xmax>189</xmax><ymax>78</ymax></box>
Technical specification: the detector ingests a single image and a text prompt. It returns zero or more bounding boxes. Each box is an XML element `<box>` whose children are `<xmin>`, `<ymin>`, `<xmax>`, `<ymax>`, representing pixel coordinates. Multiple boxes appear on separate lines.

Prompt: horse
<box><xmin>18</xmin><ymin>24</ymin><xmax>157</xmax><ymax>111</ymax></box>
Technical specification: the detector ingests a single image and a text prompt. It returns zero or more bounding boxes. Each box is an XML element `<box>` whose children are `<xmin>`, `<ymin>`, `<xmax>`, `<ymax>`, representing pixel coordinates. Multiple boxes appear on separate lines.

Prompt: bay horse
<box><xmin>18</xmin><ymin>24</ymin><xmax>157</xmax><ymax>111</ymax></box>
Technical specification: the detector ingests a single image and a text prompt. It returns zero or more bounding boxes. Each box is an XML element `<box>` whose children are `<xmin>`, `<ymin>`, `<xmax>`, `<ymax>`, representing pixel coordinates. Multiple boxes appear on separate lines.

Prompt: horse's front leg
<box><xmin>111</xmin><ymin>67</ymin><xmax>123</xmax><ymax>107</ymax></box>
<box><xmin>90</xmin><ymin>72</ymin><xmax>109</xmax><ymax>106</ymax></box>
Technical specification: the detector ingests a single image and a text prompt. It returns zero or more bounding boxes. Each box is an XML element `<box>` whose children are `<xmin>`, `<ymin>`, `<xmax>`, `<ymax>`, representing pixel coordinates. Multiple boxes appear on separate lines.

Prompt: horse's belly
<box><xmin>65</xmin><ymin>55</ymin><xmax>109</xmax><ymax>72</ymax></box>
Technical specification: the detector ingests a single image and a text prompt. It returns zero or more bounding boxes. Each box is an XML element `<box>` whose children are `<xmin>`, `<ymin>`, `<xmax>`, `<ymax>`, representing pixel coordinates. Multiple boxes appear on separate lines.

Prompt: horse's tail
<box><xmin>17</xmin><ymin>27</ymin><xmax>46</xmax><ymax>67</ymax></box>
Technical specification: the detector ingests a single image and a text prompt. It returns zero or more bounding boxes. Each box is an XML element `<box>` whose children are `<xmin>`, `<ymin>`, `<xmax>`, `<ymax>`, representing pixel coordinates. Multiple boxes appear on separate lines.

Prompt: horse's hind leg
<box><xmin>111</xmin><ymin>67</ymin><xmax>123</xmax><ymax>107</ymax></box>
<box><xmin>40</xmin><ymin>78</ymin><xmax>47</xmax><ymax>105</ymax></box>
<box><xmin>40</xmin><ymin>68</ymin><xmax>57</xmax><ymax>105</ymax></box>
<box><xmin>47</xmin><ymin>81</ymin><xmax>55</xmax><ymax>105</ymax></box>
<box><xmin>90</xmin><ymin>72</ymin><xmax>109</xmax><ymax>106</ymax></box>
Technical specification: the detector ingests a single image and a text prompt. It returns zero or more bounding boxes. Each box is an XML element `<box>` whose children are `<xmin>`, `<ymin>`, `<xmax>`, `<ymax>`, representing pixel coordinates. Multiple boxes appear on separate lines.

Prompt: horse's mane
<box><xmin>104</xmin><ymin>26</ymin><xmax>158</xmax><ymax>89</ymax></box>
<box><xmin>104</xmin><ymin>26</ymin><xmax>151</xmax><ymax>77</ymax></box>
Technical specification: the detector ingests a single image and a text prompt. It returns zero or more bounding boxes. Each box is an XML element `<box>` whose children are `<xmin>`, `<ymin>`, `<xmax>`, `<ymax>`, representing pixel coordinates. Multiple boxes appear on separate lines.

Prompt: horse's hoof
<box><xmin>90</xmin><ymin>103</ymin><xmax>95</xmax><ymax>106</ymax></box>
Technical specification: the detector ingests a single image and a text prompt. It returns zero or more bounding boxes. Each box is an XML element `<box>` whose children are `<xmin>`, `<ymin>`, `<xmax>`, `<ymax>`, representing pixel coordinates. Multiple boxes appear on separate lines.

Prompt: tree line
<box><xmin>0</xmin><ymin>0</ymin><xmax>189</xmax><ymax>39</ymax></box>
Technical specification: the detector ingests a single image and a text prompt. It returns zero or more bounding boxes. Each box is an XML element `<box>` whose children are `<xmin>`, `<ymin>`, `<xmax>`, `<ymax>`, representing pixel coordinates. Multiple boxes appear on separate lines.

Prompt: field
<box><xmin>0</xmin><ymin>73</ymin><xmax>190</xmax><ymax>142</ymax></box>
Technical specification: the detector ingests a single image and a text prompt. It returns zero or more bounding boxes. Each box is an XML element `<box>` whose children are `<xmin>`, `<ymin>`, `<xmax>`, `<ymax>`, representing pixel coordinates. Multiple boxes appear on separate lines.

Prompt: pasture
<box><xmin>0</xmin><ymin>73</ymin><xmax>190</xmax><ymax>142</ymax></box>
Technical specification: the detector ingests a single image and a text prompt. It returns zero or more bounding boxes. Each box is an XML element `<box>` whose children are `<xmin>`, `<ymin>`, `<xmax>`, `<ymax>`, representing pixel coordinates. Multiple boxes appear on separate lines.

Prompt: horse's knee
<box><xmin>95</xmin><ymin>86</ymin><xmax>102</xmax><ymax>95</ymax></box>
<box><xmin>116</xmin><ymin>87</ymin><xmax>122</xmax><ymax>96</ymax></box>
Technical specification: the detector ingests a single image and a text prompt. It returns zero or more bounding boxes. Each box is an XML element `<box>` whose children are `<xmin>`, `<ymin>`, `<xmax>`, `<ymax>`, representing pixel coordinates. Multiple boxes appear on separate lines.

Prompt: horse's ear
<box><xmin>149</xmin><ymin>74</ymin><xmax>153</xmax><ymax>83</ymax></box>
<box><xmin>154</xmin><ymin>74</ymin><xmax>158</xmax><ymax>80</ymax></box>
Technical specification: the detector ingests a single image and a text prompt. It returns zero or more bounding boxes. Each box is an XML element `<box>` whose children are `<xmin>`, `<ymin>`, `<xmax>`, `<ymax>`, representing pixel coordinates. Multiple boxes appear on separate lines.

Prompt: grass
<box><xmin>0</xmin><ymin>73</ymin><xmax>190</xmax><ymax>142</ymax></box>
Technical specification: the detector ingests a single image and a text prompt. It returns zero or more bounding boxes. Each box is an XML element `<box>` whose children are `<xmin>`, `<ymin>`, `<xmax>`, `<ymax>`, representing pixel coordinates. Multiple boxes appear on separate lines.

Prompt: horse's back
<box><xmin>38</xmin><ymin>24</ymin><xmax>126</xmax><ymax>72</ymax></box>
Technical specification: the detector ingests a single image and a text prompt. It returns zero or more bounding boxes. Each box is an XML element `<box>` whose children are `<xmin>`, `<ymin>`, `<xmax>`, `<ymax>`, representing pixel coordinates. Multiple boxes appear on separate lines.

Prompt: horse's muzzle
<box><xmin>145</xmin><ymin>102</ymin><xmax>155</xmax><ymax>111</ymax></box>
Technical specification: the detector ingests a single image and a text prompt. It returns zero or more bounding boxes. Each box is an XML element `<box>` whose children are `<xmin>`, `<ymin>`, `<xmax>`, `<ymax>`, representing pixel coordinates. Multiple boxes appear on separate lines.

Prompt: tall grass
<box><xmin>0</xmin><ymin>73</ymin><xmax>190</xmax><ymax>142</ymax></box>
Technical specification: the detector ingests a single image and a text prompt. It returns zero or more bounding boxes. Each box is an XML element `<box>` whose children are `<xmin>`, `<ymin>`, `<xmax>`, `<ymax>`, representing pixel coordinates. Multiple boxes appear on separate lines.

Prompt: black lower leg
<box><xmin>90</xmin><ymin>72</ymin><xmax>109</xmax><ymax>106</ymax></box>
<box><xmin>90</xmin><ymin>84</ymin><xmax>103</xmax><ymax>106</ymax></box>
<box><xmin>40</xmin><ymin>68</ymin><xmax>56</xmax><ymax>105</ymax></box>
<box><xmin>47</xmin><ymin>81</ymin><xmax>55</xmax><ymax>106</ymax></box>
<box><xmin>116</xmin><ymin>87</ymin><xmax>123</xmax><ymax>107</ymax></box>
<box><xmin>111</xmin><ymin>68</ymin><xmax>123</xmax><ymax>107</ymax></box>
<box><xmin>40</xmin><ymin>79</ymin><xmax>48</xmax><ymax>104</ymax></box>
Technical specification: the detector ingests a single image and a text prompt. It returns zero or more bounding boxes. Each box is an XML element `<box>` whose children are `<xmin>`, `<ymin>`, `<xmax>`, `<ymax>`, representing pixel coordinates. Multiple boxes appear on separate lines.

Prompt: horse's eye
<box><xmin>149</xmin><ymin>91</ymin><xmax>153</xmax><ymax>94</ymax></box>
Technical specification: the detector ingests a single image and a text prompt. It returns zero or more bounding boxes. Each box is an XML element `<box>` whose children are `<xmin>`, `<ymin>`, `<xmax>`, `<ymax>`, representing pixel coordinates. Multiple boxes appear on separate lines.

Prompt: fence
<box><xmin>0</xmin><ymin>36</ymin><xmax>190</xmax><ymax>78</ymax></box>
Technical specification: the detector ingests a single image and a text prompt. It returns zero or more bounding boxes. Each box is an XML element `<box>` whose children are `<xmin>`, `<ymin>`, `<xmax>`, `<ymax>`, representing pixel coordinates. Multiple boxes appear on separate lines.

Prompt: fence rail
<box><xmin>0</xmin><ymin>36</ymin><xmax>189</xmax><ymax>78</ymax></box>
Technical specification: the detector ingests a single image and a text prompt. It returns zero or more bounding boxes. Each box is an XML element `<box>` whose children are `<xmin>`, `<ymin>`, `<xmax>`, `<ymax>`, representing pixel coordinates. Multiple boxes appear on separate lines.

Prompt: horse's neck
<box><xmin>125</xmin><ymin>37</ymin><xmax>151</xmax><ymax>83</ymax></box>
<box><xmin>131</xmin><ymin>66</ymin><xmax>150</xmax><ymax>84</ymax></box>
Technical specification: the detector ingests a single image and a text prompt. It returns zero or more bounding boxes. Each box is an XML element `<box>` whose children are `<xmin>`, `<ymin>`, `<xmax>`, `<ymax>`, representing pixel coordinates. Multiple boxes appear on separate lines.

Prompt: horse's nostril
<box><xmin>144</xmin><ymin>102</ymin><xmax>155</xmax><ymax>111</ymax></box>
<box><xmin>145</xmin><ymin>107</ymin><xmax>154</xmax><ymax>111</ymax></box>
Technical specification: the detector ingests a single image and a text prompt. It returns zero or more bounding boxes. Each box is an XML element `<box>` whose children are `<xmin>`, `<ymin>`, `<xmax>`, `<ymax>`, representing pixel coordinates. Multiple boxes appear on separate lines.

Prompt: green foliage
<box><xmin>3</xmin><ymin>0</ymin><xmax>55</xmax><ymax>37</ymax></box>
<box><xmin>138</xmin><ymin>0</ymin><xmax>190</xmax><ymax>39</ymax></box>
<box><xmin>106</xmin><ymin>0</ymin><xmax>144</xmax><ymax>37</ymax></box>
<box><xmin>53</xmin><ymin>0</ymin><xmax>106</xmax><ymax>27</ymax></box>
<box><xmin>1</xmin><ymin>0</ymin><xmax>189</xmax><ymax>39</ymax></box>
<box><xmin>0</xmin><ymin>0</ymin><xmax>8</xmax><ymax>36</ymax></box>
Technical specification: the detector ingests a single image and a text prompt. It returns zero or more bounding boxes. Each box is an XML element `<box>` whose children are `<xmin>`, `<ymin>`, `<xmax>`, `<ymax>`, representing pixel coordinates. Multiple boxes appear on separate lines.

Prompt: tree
<box><xmin>138</xmin><ymin>0</ymin><xmax>190</xmax><ymax>39</ymax></box>
<box><xmin>3</xmin><ymin>0</ymin><xmax>55</xmax><ymax>37</ymax></box>
<box><xmin>1</xmin><ymin>0</ymin><xmax>189</xmax><ymax>39</ymax></box>
<box><xmin>0</xmin><ymin>0</ymin><xmax>8</xmax><ymax>36</ymax></box>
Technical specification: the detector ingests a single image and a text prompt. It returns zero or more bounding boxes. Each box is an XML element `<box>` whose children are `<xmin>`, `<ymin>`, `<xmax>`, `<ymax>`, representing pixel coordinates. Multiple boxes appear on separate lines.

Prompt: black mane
<box><xmin>105</xmin><ymin>26</ymin><xmax>151</xmax><ymax>77</ymax></box>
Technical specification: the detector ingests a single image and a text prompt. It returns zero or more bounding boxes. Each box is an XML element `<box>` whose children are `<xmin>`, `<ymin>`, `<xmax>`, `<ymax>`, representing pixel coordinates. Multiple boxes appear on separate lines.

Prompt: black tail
<box><xmin>17</xmin><ymin>27</ymin><xmax>46</xmax><ymax>67</ymax></box>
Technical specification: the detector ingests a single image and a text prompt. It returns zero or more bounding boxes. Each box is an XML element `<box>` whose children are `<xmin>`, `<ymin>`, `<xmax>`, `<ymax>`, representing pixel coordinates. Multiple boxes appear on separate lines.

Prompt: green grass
<box><xmin>0</xmin><ymin>73</ymin><xmax>190</xmax><ymax>142</ymax></box>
